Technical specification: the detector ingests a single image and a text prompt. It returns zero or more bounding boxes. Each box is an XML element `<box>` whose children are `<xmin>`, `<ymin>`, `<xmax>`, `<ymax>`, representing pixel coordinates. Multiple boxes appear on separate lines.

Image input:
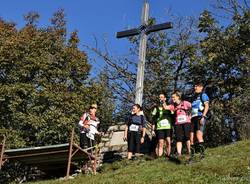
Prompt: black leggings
<box><xmin>80</xmin><ymin>133</ymin><xmax>95</xmax><ymax>149</ymax></box>
<box><xmin>127</xmin><ymin>131</ymin><xmax>141</xmax><ymax>153</ymax></box>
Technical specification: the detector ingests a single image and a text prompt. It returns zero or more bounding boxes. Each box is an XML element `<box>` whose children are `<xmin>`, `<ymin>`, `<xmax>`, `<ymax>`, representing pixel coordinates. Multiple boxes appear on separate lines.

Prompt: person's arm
<box><xmin>201</xmin><ymin>93</ymin><xmax>209</xmax><ymax>118</ymax></box>
<box><xmin>200</xmin><ymin>94</ymin><xmax>209</xmax><ymax>124</ymax></box>
<box><xmin>78</xmin><ymin>112</ymin><xmax>87</xmax><ymax>127</ymax></box>
<box><xmin>141</xmin><ymin>127</ymin><xmax>146</xmax><ymax>144</ymax></box>
<box><xmin>165</xmin><ymin>104</ymin><xmax>175</xmax><ymax>111</ymax></box>
<box><xmin>199</xmin><ymin>102</ymin><xmax>209</xmax><ymax>125</ymax></box>
<box><xmin>124</xmin><ymin>125</ymin><xmax>128</xmax><ymax>141</ymax></box>
<box><xmin>163</xmin><ymin>103</ymin><xmax>170</xmax><ymax>110</ymax></box>
<box><xmin>140</xmin><ymin>115</ymin><xmax>146</xmax><ymax>143</ymax></box>
<box><xmin>203</xmin><ymin>102</ymin><xmax>209</xmax><ymax>118</ymax></box>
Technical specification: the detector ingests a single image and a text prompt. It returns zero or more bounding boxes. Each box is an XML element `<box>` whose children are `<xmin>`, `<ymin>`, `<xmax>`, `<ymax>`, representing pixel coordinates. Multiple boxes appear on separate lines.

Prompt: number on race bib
<box><xmin>129</xmin><ymin>124</ymin><xmax>139</xmax><ymax>131</ymax></box>
<box><xmin>159</xmin><ymin>119</ymin><xmax>169</xmax><ymax>127</ymax></box>
<box><xmin>177</xmin><ymin>115</ymin><xmax>187</xmax><ymax>123</ymax></box>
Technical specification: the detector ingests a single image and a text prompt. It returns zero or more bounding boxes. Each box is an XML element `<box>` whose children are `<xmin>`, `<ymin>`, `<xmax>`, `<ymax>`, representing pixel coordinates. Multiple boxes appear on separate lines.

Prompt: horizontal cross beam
<box><xmin>116</xmin><ymin>22</ymin><xmax>173</xmax><ymax>39</ymax></box>
<box><xmin>146</xmin><ymin>22</ymin><xmax>173</xmax><ymax>34</ymax></box>
<box><xmin>116</xmin><ymin>28</ymin><xmax>141</xmax><ymax>38</ymax></box>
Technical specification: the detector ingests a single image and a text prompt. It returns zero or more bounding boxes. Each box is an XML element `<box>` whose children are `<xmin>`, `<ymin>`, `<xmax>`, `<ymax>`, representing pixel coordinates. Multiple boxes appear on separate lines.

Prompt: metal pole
<box><xmin>135</xmin><ymin>1</ymin><xmax>149</xmax><ymax>105</ymax></box>
<box><xmin>93</xmin><ymin>146</ymin><xmax>97</xmax><ymax>175</ymax></box>
<box><xmin>66</xmin><ymin>129</ymin><xmax>74</xmax><ymax>179</ymax></box>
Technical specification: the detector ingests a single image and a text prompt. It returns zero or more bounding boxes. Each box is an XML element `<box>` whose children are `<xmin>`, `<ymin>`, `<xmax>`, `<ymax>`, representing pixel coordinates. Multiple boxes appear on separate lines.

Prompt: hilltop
<box><xmin>31</xmin><ymin>140</ymin><xmax>250</xmax><ymax>184</ymax></box>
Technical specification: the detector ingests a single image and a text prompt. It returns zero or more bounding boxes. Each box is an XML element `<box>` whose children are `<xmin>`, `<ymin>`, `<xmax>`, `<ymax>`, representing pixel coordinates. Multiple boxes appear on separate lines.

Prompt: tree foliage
<box><xmin>0</xmin><ymin>10</ymin><xmax>114</xmax><ymax>149</ymax></box>
<box><xmin>194</xmin><ymin>2</ymin><xmax>249</xmax><ymax>143</ymax></box>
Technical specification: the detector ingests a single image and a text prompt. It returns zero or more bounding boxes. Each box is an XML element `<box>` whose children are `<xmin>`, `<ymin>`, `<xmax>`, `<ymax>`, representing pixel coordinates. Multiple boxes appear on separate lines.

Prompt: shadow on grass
<box><xmin>168</xmin><ymin>155</ymin><xmax>182</xmax><ymax>164</ymax></box>
<box><xmin>102</xmin><ymin>151</ymin><xmax>123</xmax><ymax>164</ymax></box>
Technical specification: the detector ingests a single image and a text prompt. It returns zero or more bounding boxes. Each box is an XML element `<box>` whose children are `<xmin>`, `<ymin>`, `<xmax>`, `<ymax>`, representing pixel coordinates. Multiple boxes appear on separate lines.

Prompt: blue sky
<box><xmin>1</xmin><ymin>0</ymin><xmax>213</xmax><ymax>74</ymax></box>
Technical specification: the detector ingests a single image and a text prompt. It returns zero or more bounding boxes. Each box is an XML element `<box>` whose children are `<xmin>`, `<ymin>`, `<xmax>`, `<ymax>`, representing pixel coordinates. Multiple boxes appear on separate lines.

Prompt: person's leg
<box><xmin>196</xmin><ymin>117</ymin><xmax>205</xmax><ymax>143</ymax></box>
<box><xmin>190</xmin><ymin>132</ymin><xmax>194</xmax><ymax>145</ymax></box>
<box><xmin>128</xmin><ymin>152</ymin><xmax>133</xmax><ymax>159</ymax></box>
<box><xmin>80</xmin><ymin>133</ymin><xmax>84</xmax><ymax>149</ymax></box>
<box><xmin>190</xmin><ymin>119</ymin><xmax>194</xmax><ymax>145</ymax></box>
<box><xmin>135</xmin><ymin>132</ymin><xmax>141</xmax><ymax>155</ymax></box>
<box><xmin>80</xmin><ymin>133</ymin><xmax>88</xmax><ymax>149</ymax></box>
<box><xmin>192</xmin><ymin>117</ymin><xmax>201</xmax><ymax>154</ymax></box>
<box><xmin>184</xmin><ymin>123</ymin><xmax>191</xmax><ymax>155</ymax></box>
<box><xmin>196</xmin><ymin>137</ymin><xmax>205</xmax><ymax>159</ymax></box>
<box><xmin>175</xmin><ymin>124</ymin><xmax>183</xmax><ymax>156</ymax></box>
<box><xmin>155</xmin><ymin>142</ymin><xmax>158</xmax><ymax>157</ymax></box>
<box><xmin>176</xmin><ymin>142</ymin><xmax>182</xmax><ymax>156</ymax></box>
<box><xmin>190</xmin><ymin>135</ymin><xmax>195</xmax><ymax>156</ymax></box>
<box><xmin>158</xmin><ymin>139</ymin><xmax>164</xmax><ymax>156</ymax></box>
<box><xmin>196</xmin><ymin>131</ymin><xmax>204</xmax><ymax>143</ymax></box>
<box><xmin>127</xmin><ymin>132</ymin><xmax>133</xmax><ymax>159</ymax></box>
<box><xmin>156</xmin><ymin>130</ymin><xmax>165</xmax><ymax>157</ymax></box>
<box><xmin>154</xmin><ymin>131</ymin><xmax>159</xmax><ymax>156</ymax></box>
<box><xmin>196</xmin><ymin>118</ymin><xmax>206</xmax><ymax>158</ymax></box>
<box><xmin>190</xmin><ymin>118</ymin><xmax>196</xmax><ymax>156</ymax></box>
<box><xmin>166</xmin><ymin>137</ymin><xmax>171</xmax><ymax>157</ymax></box>
<box><xmin>186</xmin><ymin>140</ymin><xmax>191</xmax><ymax>156</ymax></box>
<box><xmin>150</xmin><ymin>136</ymin><xmax>158</xmax><ymax>157</ymax></box>
<box><xmin>165</xmin><ymin>129</ymin><xmax>171</xmax><ymax>157</ymax></box>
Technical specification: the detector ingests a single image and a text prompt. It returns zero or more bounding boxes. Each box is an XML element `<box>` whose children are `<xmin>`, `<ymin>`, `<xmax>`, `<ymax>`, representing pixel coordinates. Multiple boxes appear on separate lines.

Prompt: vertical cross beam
<box><xmin>116</xmin><ymin>0</ymin><xmax>173</xmax><ymax>106</ymax></box>
<box><xmin>135</xmin><ymin>1</ymin><xmax>149</xmax><ymax>105</ymax></box>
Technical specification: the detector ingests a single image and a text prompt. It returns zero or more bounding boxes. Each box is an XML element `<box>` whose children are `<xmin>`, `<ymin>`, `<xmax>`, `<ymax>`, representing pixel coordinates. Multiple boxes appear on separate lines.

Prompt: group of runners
<box><xmin>77</xmin><ymin>81</ymin><xmax>209</xmax><ymax>162</ymax></box>
<box><xmin>124</xmin><ymin>81</ymin><xmax>209</xmax><ymax>161</ymax></box>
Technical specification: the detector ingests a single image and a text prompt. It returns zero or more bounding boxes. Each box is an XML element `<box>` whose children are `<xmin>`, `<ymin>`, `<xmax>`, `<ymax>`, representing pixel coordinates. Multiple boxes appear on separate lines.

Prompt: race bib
<box><xmin>177</xmin><ymin>115</ymin><xmax>187</xmax><ymax>123</ymax></box>
<box><xmin>129</xmin><ymin>124</ymin><xmax>139</xmax><ymax>132</ymax></box>
<box><xmin>159</xmin><ymin>119</ymin><xmax>170</xmax><ymax>127</ymax></box>
<box><xmin>192</xmin><ymin>109</ymin><xmax>199</xmax><ymax>117</ymax></box>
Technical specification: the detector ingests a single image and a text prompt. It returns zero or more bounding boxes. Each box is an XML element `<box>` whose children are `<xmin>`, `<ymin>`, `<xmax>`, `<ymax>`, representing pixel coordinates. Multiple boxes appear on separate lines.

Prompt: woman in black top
<box><xmin>124</xmin><ymin>104</ymin><xmax>146</xmax><ymax>160</ymax></box>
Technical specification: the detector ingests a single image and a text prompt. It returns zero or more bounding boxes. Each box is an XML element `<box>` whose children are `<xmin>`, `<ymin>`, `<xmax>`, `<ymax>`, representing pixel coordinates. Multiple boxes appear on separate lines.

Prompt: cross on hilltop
<box><xmin>116</xmin><ymin>0</ymin><xmax>173</xmax><ymax>105</ymax></box>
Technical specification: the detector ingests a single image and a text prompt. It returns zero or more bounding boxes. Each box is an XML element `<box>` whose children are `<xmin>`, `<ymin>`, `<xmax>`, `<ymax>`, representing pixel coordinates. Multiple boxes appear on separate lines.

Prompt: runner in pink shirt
<box><xmin>166</xmin><ymin>90</ymin><xmax>192</xmax><ymax>157</ymax></box>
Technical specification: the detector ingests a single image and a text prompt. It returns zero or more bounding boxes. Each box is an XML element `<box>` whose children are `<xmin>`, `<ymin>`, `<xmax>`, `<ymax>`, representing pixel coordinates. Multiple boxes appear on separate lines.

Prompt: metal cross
<box><xmin>116</xmin><ymin>0</ymin><xmax>173</xmax><ymax>106</ymax></box>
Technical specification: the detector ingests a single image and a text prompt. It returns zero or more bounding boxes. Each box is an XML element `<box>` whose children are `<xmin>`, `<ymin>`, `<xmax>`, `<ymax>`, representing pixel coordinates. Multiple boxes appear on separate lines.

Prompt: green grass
<box><xmin>30</xmin><ymin>140</ymin><xmax>250</xmax><ymax>184</ymax></box>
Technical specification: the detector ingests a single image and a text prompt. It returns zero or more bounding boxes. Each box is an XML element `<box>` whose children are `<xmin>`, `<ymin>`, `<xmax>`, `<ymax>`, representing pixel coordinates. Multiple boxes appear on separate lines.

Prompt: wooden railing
<box><xmin>0</xmin><ymin>135</ymin><xmax>6</xmax><ymax>169</ymax></box>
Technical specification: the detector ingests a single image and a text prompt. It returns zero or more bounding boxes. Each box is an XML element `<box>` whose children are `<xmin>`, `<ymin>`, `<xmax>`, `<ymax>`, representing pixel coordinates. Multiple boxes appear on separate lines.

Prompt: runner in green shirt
<box><xmin>151</xmin><ymin>93</ymin><xmax>173</xmax><ymax>158</ymax></box>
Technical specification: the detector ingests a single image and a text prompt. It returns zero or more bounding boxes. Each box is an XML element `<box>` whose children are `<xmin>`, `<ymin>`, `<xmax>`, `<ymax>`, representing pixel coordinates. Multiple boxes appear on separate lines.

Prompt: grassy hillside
<box><xmin>31</xmin><ymin>140</ymin><xmax>250</xmax><ymax>184</ymax></box>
